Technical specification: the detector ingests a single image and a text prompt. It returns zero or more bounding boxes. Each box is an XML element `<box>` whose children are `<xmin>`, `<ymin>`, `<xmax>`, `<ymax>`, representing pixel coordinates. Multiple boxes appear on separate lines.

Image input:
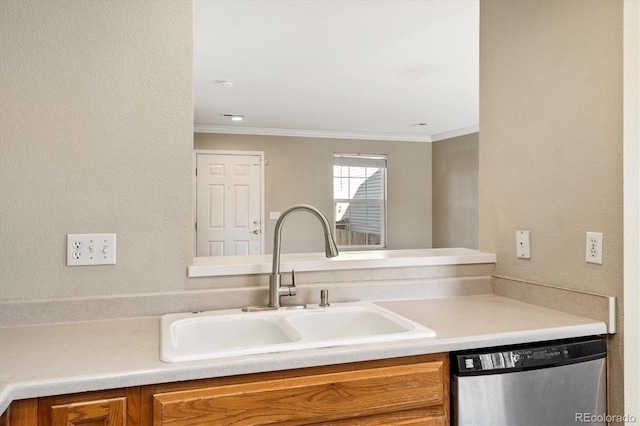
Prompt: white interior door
<box><xmin>196</xmin><ymin>152</ymin><xmax>263</xmax><ymax>256</ymax></box>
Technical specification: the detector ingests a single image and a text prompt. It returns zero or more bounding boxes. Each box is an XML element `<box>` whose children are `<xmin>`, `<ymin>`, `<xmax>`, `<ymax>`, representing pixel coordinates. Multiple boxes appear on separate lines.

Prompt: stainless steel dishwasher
<box><xmin>450</xmin><ymin>336</ymin><xmax>607</xmax><ymax>426</ymax></box>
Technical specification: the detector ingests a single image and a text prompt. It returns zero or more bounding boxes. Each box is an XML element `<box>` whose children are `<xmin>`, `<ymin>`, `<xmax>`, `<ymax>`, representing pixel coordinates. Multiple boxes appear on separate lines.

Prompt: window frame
<box><xmin>333</xmin><ymin>153</ymin><xmax>387</xmax><ymax>250</ymax></box>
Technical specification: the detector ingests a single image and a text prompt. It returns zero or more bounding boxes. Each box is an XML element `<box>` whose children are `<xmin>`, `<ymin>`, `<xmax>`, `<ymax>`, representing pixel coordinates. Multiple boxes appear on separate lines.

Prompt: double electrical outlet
<box><xmin>67</xmin><ymin>233</ymin><xmax>116</xmax><ymax>266</ymax></box>
<box><xmin>586</xmin><ymin>232</ymin><xmax>603</xmax><ymax>265</ymax></box>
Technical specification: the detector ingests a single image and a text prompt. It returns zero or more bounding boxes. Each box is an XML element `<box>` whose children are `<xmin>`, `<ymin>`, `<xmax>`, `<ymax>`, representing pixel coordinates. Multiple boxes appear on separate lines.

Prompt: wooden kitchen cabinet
<box><xmin>1</xmin><ymin>354</ymin><xmax>449</xmax><ymax>425</ymax></box>
<box><xmin>0</xmin><ymin>399</ymin><xmax>37</xmax><ymax>426</ymax></box>
<box><xmin>142</xmin><ymin>354</ymin><xmax>449</xmax><ymax>425</ymax></box>
<box><xmin>0</xmin><ymin>388</ymin><xmax>140</xmax><ymax>426</ymax></box>
<box><xmin>39</xmin><ymin>388</ymin><xmax>140</xmax><ymax>426</ymax></box>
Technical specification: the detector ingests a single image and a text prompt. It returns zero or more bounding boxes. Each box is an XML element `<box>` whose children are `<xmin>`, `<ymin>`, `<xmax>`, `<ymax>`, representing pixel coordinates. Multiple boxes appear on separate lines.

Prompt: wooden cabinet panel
<box><xmin>2</xmin><ymin>354</ymin><xmax>448</xmax><ymax>426</ymax></box>
<box><xmin>316</xmin><ymin>406</ymin><xmax>449</xmax><ymax>425</ymax></box>
<box><xmin>0</xmin><ymin>399</ymin><xmax>37</xmax><ymax>426</ymax></box>
<box><xmin>50</xmin><ymin>397</ymin><xmax>125</xmax><ymax>426</ymax></box>
<box><xmin>37</xmin><ymin>388</ymin><xmax>140</xmax><ymax>426</ymax></box>
<box><xmin>148</xmin><ymin>354</ymin><xmax>448</xmax><ymax>426</ymax></box>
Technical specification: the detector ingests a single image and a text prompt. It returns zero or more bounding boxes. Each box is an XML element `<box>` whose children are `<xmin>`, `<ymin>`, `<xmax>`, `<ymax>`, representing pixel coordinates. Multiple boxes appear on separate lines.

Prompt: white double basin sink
<box><xmin>160</xmin><ymin>302</ymin><xmax>436</xmax><ymax>363</ymax></box>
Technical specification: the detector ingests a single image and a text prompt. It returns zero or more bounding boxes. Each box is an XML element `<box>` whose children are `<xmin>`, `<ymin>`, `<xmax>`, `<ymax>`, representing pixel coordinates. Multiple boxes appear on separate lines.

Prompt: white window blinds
<box><xmin>333</xmin><ymin>154</ymin><xmax>387</xmax><ymax>248</ymax></box>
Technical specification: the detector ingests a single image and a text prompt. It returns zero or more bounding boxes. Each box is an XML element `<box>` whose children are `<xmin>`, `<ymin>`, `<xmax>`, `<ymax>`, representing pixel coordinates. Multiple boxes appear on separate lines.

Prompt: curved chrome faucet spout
<box><xmin>243</xmin><ymin>204</ymin><xmax>338</xmax><ymax>311</ymax></box>
<box><xmin>272</xmin><ymin>204</ymin><xmax>339</xmax><ymax>276</ymax></box>
<box><xmin>269</xmin><ymin>205</ymin><xmax>338</xmax><ymax>308</ymax></box>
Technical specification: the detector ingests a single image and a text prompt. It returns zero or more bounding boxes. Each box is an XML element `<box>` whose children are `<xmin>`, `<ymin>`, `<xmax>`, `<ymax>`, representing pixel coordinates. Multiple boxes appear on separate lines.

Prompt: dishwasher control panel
<box><xmin>451</xmin><ymin>336</ymin><xmax>606</xmax><ymax>375</ymax></box>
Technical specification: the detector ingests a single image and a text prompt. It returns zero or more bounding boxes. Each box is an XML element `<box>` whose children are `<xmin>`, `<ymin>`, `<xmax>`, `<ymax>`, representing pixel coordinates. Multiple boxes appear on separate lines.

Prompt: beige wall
<box><xmin>0</xmin><ymin>1</ymin><xmax>194</xmax><ymax>300</ymax></box>
<box><xmin>432</xmin><ymin>132</ymin><xmax>478</xmax><ymax>249</ymax></box>
<box><xmin>194</xmin><ymin>133</ymin><xmax>433</xmax><ymax>254</ymax></box>
<box><xmin>479</xmin><ymin>0</ymin><xmax>624</xmax><ymax>418</ymax></box>
<box><xmin>623</xmin><ymin>0</ymin><xmax>640</xmax><ymax>416</ymax></box>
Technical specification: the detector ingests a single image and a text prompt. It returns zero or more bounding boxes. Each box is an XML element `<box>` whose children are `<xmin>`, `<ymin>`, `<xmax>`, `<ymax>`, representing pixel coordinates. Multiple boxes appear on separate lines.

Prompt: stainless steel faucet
<box><xmin>244</xmin><ymin>204</ymin><xmax>339</xmax><ymax>311</ymax></box>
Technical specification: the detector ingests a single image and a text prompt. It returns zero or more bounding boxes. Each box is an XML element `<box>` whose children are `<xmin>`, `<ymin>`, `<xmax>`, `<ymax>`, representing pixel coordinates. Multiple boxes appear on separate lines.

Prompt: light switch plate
<box><xmin>516</xmin><ymin>230</ymin><xmax>531</xmax><ymax>259</ymax></box>
<box><xmin>67</xmin><ymin>233</ymin><xmax>116</xmax><ymax>266</ymax></box>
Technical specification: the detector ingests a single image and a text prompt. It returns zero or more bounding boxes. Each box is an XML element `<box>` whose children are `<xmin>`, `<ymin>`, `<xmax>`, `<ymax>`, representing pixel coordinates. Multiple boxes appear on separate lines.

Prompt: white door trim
<box><xmin>193</xmin><ymin>149</ymin><xmax>266</xmax><ymax>256</ymax></box>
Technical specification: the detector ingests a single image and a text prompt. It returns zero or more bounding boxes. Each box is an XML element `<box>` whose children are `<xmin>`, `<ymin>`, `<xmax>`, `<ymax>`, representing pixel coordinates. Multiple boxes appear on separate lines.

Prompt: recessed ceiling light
<box><xmin>221</xmin><ymin>113</ymin><xmax>244</xmax><ymax>121</ymax></box>
<box><xmin>215</xmin><ymin>79</ymin><xmax>235</xmax><ymax>88</ymax></box>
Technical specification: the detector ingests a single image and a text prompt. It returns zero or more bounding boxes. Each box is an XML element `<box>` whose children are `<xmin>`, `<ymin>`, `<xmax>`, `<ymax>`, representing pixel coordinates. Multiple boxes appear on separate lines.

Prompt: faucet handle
<box><xmin>320</xmin><ymin>289</ymin><xmax>330</xmax><ymax>307</ymax></box>
<box><xmin>287</xmin><ymin>270</ymin><xmax>297</xmax><ymax>296</ymax></box>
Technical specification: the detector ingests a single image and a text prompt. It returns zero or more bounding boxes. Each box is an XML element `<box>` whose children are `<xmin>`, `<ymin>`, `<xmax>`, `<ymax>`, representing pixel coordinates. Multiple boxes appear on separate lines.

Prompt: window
<box><xmin>333</xmin><ymin>153</ymin><xmax>387</xmax><ymax>249</ymax></box>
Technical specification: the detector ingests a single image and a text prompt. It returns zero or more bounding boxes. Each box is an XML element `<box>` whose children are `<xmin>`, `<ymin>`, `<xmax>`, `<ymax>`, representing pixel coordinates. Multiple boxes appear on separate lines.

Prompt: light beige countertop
<box><xmin>0</xmin><ymin>294</ymin><xmax>606</xmax><ymax>414</ymax></box>
<box><xmin>0</xmin><ymin>295</ymin><xmax>607</xmax><ymax>412</ymax></box>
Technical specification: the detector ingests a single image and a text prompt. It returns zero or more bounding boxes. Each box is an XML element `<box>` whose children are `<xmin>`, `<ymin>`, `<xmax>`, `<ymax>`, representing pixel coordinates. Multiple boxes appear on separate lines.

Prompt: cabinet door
<box><xmin>50</xmin><ymin>397</ymin><xmax>125</xmax><ymax>426</ymax></box>
<box><xmin>38</xmin><ymin>388</ymin><xmax>140</xmax><ymax>426</ymax></box>
<box><xmin>0</xmin><ymin>399</ymin><xmax>37</xmax><ymax>426</ymax></box>
<box><xmin>147</xmin><ymin>354</ymin><xmax>448</xmax><ymax>426</ymax></box>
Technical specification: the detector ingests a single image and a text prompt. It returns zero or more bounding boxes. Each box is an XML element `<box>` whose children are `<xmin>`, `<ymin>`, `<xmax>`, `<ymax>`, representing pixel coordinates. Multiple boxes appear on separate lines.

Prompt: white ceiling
<box><xmin>194</xmin><ymin>0</ymin><xmax>479</xmax><ymax>142</ymax></box>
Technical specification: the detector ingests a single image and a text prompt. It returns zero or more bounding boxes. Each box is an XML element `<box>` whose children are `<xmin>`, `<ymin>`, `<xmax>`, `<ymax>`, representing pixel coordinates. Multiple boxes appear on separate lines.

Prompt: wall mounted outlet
<box><xmin>67</xmin><ymin>233</ymin><xmax>116</xmax><ymax>266</ymax></box>
<box><xmin>516</xmin><ymin>230</ymin><xmax>531</xmax><ymax>259</ymax></box>
<box><xmin>586</xmin><ymin>232</ymin><xmax>603</xmax><ymax>264</ymax></box>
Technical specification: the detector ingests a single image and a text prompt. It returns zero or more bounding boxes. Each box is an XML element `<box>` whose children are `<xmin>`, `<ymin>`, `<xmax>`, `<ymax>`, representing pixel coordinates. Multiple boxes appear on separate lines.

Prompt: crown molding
<box><xmin>193</xmin><ymin>125</ymin><xmax>433</xmax><ymax>143</ymax></box>
<box><xmin>430</xmin><ymin>124</ymin><xmax>479</xmax><ymax>142</ymax></box>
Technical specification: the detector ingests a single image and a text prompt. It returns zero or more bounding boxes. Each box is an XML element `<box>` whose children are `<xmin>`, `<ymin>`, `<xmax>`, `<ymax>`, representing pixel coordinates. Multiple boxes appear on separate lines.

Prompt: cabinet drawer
<box><xmin>151</xmin><ymin>355</ymin><xmax>447</xmax><ymax>425</ymax></box>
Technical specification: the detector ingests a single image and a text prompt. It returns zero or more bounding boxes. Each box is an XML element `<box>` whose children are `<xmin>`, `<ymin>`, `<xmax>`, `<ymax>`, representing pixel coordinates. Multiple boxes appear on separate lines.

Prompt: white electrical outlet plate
<box><xmin>67</xmin><ymin>233</ymin><xmax>116</xmax><ymax>266</ymax></box>
<box><xmin>516</xmin><ymin>230</ymin><xmax>531</xmax><ymax>259</ymax></box>
<box><xmin>586</xmin><ymin>232</ymin><xmax>603</xmax><ymax>264</ymax></box>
